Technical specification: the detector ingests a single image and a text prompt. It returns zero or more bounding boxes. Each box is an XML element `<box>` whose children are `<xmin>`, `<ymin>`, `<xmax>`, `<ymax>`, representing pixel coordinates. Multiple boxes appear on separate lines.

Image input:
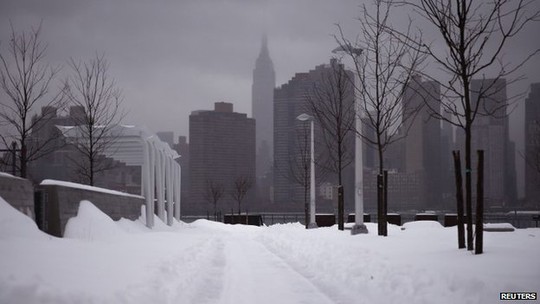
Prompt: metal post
<box><xmin>166</xmin><ymin>157</ymin><xmax>174</xmax><ymax>226</ymax></box>
<box><xmin>174</xmin><ymin>163</ymin><xmax>181</xmax><ymax>221</ymax></box>
<box><xmin>352</xmin><ymin>101</ymin><xmax>368</xmax><ymax>234</ymax></box>
<box><xmin>308</xmin><ymin>119</ymin><xmax>317</xmax><ymax>229</ymax></box>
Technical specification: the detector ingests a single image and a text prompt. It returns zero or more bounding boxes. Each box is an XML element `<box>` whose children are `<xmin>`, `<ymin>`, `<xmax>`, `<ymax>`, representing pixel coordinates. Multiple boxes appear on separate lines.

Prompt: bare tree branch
<box><xmin>229</xmin><ymin>175</ymin><xmax>253</xmax><ymax>214</ymax></box>
<box><xmin>205</xmin><ymin>179</ymin><xmax>224</xmax><ymax>220</ymax></box>
<box><xmin>336</xmin><ymin>0</ymin><xmax>425</xmax><ymax>174</ymax></box>
<box><xmin>0</xmin><ymin>22</ymin><xmax>64</xmax><ymax>178</ymax></box>
<box><xmin>398</xmin><ymin>0</ymin><xmax>539</xmax><ymax>251</ymax></box>
<box><xmin>62</xmin><ymin>53</ymin><xmax>125</xmax><ymax>185</ymax></box>
<box><xmin>305</xmin><ymin>59</ymin><xmax>356</xmax><ymax>230</ymax></box>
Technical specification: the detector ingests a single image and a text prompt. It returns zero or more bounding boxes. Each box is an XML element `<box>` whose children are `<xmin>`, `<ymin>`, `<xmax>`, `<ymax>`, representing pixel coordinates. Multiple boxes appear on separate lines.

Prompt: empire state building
<box><xmin>252</xmin><ymin>35</ymin><xmax>275</xmax><ymax>180</ymax></box>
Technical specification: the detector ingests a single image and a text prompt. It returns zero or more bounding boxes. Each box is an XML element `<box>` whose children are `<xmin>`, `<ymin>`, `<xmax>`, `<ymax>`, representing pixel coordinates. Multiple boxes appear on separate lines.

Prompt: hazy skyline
<box><xmin>1</xmin><ymin>0</ymin><xmax>539</xmax><ymax>197</ymax></box>
<box><xmin>0</xmin><ymin>0</ymin><xmax>365</xmax><ymax>138</ymax></box>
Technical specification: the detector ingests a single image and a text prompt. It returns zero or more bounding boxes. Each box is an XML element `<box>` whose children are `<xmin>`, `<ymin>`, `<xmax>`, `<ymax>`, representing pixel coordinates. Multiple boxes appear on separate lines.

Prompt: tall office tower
<box><xmin>468</xmin><ymin>78</ymin><xmax>512</xmax><ymax>206</ymax></box>
<box><xmin>252</xmin><ymin>35</ymin><xmax>276</xmax><ymax>185</ymax></box>
<box><xmin>440</xmin><ymin>110</ymin><xmax>454</xmax><ymax>208</ymax></box>
<box><xmin>273</xmin><ymin>60</ymin><xmax>355</xmax><ymax>212</ymax></box>
<box><xmin>525</xmin><ymin>83</ymin><xmax>540</xmax><ymax>205</ymax></box>
<box><xmin>402</xmin><ymin>75</ymin><xmax>442</xmax><ymax>210</ymax></box>
<box><xmin>188</xmin><ymin>102</ymin><xmax>256</xmax><ymax>214</ymax></box>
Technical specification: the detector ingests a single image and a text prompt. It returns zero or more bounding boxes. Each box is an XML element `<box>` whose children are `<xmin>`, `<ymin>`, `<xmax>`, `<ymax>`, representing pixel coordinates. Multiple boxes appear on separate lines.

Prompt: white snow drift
<box><xmin>0</xmin><ymin>196</ymin><xmax>538</xmax><ymax>304</ymax></box>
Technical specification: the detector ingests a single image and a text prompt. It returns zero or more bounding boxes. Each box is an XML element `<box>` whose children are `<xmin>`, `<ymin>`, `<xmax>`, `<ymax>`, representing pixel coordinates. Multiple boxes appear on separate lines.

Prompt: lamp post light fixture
<box><xmin>296</xmin><ymin>113</ymin><xmax>318</xmax><ymax>229</ymax></box>
<box><xmin>332</xmin><ymin>46</ymin><xmax>368</xmax><ymax>235</ymax></box>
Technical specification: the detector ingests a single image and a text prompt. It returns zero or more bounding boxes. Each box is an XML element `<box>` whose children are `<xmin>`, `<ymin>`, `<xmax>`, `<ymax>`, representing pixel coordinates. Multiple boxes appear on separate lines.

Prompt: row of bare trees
<box><xmin>405</xmin><ymin>0</ymin><xmax>539</xmax><ymax>254</ymax></box>
<box><xmin>306</xmin><ymin>0</ymin><xmax>538</xmax><ymax>255</ymax></box>
<box><xmin>0</xmin><ymin>23</ymin><xmax>124</xmax><ymax>185</ymax></box>
<box><xmin>205</xmin><ymin>176</ymin><xmax>253</xmax><ymax>219</ymax></box>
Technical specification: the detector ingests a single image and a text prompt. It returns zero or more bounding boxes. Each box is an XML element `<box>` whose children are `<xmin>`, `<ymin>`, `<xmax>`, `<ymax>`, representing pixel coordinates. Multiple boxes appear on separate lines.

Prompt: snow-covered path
<box><xmin>220</xmin><ymin>234</ymin><xmax>335</xmax><ymax>304</ymax></box>
<box><xmin>1</xmin><ymin>199</ymin><xmax>539</xmax><ymax>304</ymax></box>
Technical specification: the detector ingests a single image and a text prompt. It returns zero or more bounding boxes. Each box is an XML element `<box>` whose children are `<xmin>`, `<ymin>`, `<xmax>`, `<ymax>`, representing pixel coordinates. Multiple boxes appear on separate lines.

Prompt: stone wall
<box><xmin>0</xmin><ymin>173</ymin><xmax>34</xmax><ymax>219</ymax></box>
<box><xmin>38</xmin><ymin>182</ymin><xmax>144</xmax><ymax>237</ymax></box>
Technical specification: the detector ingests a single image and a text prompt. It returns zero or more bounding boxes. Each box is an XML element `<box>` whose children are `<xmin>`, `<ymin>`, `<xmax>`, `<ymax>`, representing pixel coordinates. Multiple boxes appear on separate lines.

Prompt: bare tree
<box><xmin>205</xmin><ymin>179</ymin><xmax>224</xmax><ymax>220</ymax></box>
<box><xmin>274</xmin><ymin>120</ymin><xmax>330</xmax><ymax>227</ymax></box>
<box><xmin>287</xmin><ymin>122</ymin><xmax>312</xmax><ymax>228</ymax></box>
<box><xmin>404</xmin><ymin>0</ymin><xmax>539</xmax><ymax>252</ymax></box>
<box><xmin>306</xmin><ymin>60</ymin><xmax>355</xmax><ymax>230</ymax></box>
<box><xmin>62</xmin><ymin>53</ymin><xmax>124</xmax><ymax>186</ymax></box>
<box><xmin>336</xmin><ymin>0</ymin><xmax>425</xmax><ymax>236</ymax></box>
<box><xmin>230</xmin><ymin>175</ymin><xmax>253</xmax><ymax>215</ymax></box>
<box><xmin>0</xmin><ymin>22</ymin><xmax>63</xmax><ymax>178</ymax></box>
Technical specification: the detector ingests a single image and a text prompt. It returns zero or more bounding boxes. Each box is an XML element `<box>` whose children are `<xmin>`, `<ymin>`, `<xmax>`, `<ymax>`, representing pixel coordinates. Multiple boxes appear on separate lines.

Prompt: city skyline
<box><xmin>1</xmin><ymin>1</ymin><xmax>538</xmax><ymax>141</ymax></box>
<box><xmin>1</xmin><ymin>1</ymin><xmax>539</xmax><ymax>199</ymax></box>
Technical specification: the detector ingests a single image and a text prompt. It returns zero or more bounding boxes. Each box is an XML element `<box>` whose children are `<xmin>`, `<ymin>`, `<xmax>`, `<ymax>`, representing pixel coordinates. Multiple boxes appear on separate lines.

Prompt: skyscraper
<box><xmin>188</xmin><ymin>102</ymin><xmax>256</xmax><ymax>214</ymax></box>
<box><xmin>525</xmin><ymin>83</ymin><xmax>540</xmax><ymax>205</ymax></box>
<box><xmin>273</xmin><ymin>60</ymin><xmax>355</xmax><ymax>212</ymax></box>
<box><xmin>468</xmin><ymin>78</ymin><xmax>512</xmax><ymax>206</ymax></box>
<box><xmin>401</xmin><ymin>75</ymin><xmax>442</xmax><ymax>210</ymax></box>
<box><xmin>252</xmin><ymin>35</ymin><xmax>276</xmax><ymax>184</ymax></box>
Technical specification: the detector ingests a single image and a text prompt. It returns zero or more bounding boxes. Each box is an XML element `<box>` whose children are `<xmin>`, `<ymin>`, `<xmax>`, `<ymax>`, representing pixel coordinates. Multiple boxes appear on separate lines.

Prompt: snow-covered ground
<box><xmin>0</xmin><ymin>196</ymin><xmax>539</xmax><ymax>304</ymax></box>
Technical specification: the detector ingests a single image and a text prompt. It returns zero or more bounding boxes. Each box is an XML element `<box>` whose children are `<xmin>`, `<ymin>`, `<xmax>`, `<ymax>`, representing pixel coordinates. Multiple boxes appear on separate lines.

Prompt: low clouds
<box><xmin>0</xmin><ymin>0</ymin><xmax>365</xmax><ymax>138</ymax></box>
<box><xmin>1</xmin><ymin>1</ymin><xmax>539</xmax><ymax>197</ymax></box>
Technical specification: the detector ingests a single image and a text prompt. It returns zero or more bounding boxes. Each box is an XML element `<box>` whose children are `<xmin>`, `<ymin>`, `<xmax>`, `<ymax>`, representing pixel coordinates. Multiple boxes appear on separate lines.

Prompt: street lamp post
<box><xmin>297</xmin><ymin>113</ymin><xmax>317</xmax><ymax>229</ymax></box>
<box><xmin>332</xmin><ymin>46</ymin><xmax>368</xmax><ymax>235</ymax></box>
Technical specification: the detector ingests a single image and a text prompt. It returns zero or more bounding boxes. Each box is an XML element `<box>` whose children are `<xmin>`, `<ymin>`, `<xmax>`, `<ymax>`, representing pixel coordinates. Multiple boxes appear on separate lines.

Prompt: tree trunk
<box><xmin>475</xmin><ymin>150</ymin><xmax>484</xmax><ymax>255</ymax></box>
<box><xmin>453</xmin><ymin>150</ymin><xmax>466</xmax><ymax>249</ymax></box>
<box><xmin>377</xmin><ymin>173</ymin><xmax>384</xmax><ymax>236</ymax></box>
<box><xmin>377</xmin><ymin>144</ymin><xmax>385</xmax><ymax>236</ymax></box>
<box><xmin>338</xmin><ymin>153</ymin><xmax>344</xmax><ymax>231</ymax></box>
<box><xmin>11</xmin><ymin>142</ymin><xmax>18</xmax><ymax>176</ymax></box>
<box><xmin>465</xmin><ymin>124</ymin><xmax>473</xmax><ymax>250</ymax></box>
<box><xmin>90</xmin><ymin>156</ymin><xmax>95</xmax><ymax>186</ymax></box>
<box><xmin>20</xmin><ymin>141</ymin><xmax>27</xmax><ymax>178</ymax></box>
<box><xmin>383</xmin><ymin>170</ymin><xmax>388</xmax><ymax>237</ymax></box>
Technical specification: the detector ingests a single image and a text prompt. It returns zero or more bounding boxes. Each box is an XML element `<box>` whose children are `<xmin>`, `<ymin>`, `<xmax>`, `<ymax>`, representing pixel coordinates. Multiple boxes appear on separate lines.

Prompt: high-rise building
<box><xmin>525</xmin><ymin>83</ymin><xmax>540</xmax><ymax>205</ymax></box>
<box><xmin>252</xmin><ymin>35</ymin><xmax>275</xmax><ymax>185</ymax></box>
<box><xmin>440</xmin><ymin>109</ymin><xmax>454</xmax><ymax>208</ymax></box>
<box><xmin>26</xmin><ymin>106</ymin><xmax>142</xmax><ymax>194</ymax></box>
<box><xmin>188</xmin><ymin>102</ymin><xmax>256</xmax><ymax>214</ymax></box>
<box><xmin>273</xmin><ymin>60</ymin><xmax>355</xmax><ymax>212</ymax></box>
<box><xmin>401</xmin><ymin>75</ymin><xmax>442</xmax><ymax>210</ymax></box>
<box><xmin>467</xmin><ymin>78</ymin><xmax>513</xmax><ymax>206</ymax></box>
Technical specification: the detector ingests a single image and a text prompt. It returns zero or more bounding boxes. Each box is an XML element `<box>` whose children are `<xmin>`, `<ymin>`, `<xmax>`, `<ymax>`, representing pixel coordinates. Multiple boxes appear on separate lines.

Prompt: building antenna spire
<box><xmin>261</xmin><ymin>32</ymin><xmax>268</xmax><ymax>56</ymax></box>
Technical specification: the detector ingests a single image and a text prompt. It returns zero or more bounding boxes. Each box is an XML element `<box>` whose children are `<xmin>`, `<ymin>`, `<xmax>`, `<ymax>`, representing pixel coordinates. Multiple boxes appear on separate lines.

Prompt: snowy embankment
<box><xmin>0</xmin><ymin>196</ymin><xmax>538</xmax><ymax>304</ymax></box>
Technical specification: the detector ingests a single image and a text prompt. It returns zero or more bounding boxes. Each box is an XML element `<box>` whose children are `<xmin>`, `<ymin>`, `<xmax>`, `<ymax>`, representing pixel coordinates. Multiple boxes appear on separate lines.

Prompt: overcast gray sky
<box><xmin>0</xmin><ymin>0</ymin><xmax>365</xmax><ymax>138</ymax></box>
<box><xmin>1</xmin><ymin>0</ymin><xmax>539</xmax><ymax>196</ymax></box>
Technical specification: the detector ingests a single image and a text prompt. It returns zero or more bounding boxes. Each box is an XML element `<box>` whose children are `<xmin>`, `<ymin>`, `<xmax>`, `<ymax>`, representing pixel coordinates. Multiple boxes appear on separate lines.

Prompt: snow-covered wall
<box><xmin>0</xmin><ymin>172</ymin><xmax>34</xmax><ymax>220</ymax></box>
<box><xmin>38</xmin><ymin>181</ymin><xmax>144</xmax><ymax>237</ymax></box>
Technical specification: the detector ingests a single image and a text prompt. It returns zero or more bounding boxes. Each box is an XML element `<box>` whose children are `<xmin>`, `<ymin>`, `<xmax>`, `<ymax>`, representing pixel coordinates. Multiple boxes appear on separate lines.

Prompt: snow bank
<box><xmin>0</xmin><ymin>172</ymin><xmax>24</xmax><ymax>180</ymax></box>
<box><xmin>1</xmin><ymin>202</ymin><xmax>538</xmax><ymax>304</ymax></box>
<box><xmin>402</xmin><ymin>220</ymin><xmax>444</xmax><ymax>230</ymax></box>
<box><xmin>64</xmin><ymin>200</ymin><xmax>127</xmax><ymax>241</ymax></box>
<box><xmin>484</xmin><ymin>223</ymin><xmax>515</xmax><ymax>229</ymax></box>
<box><xmin>138</xmin><ymin>205</ymin><xmax>185</xmax><ymax>232</ymax></box>
<box><xmin>116</xmin><ymin>217</ymin><xmax>150</xmax><ymax>233</ymax></box>
<box><xmin>40</xmin><ymin>179</ymin><xmax>143</xmax><ymax>199</ymax></box>
<box><xmin>0</xmin><ymin>195</ymin><xmax>47</xmax><ymax>240</ymax></box>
